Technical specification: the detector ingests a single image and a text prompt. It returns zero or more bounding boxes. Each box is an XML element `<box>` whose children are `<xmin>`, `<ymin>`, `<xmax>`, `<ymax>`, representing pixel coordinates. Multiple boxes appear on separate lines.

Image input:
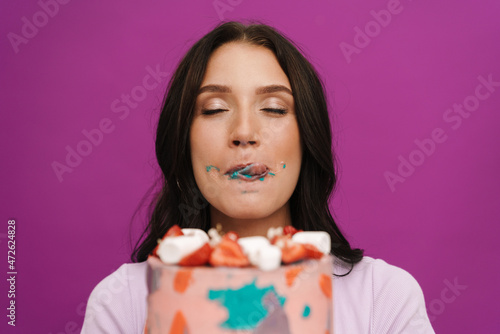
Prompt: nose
<box><xmin>229</xmin><ymin>109</ymin><xmax>260</xmax><ymax>148</ymax></box>
<box><xmin>233</xmin><ymin>139</ymin><xmax>257</xmax><ymax>146</ymax></box>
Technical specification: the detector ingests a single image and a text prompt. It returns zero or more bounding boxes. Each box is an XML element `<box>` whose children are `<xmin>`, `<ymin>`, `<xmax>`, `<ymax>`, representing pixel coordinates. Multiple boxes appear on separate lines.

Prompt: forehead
<box><xmin>200</xmin><ymin>42</ymin><xmax>291</xmax><ymax>89</ymax></box>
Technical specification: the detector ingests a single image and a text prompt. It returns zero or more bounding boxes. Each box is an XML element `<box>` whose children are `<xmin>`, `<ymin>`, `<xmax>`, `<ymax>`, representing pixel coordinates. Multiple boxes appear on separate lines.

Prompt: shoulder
<box><xmin>357</xmin><ymin>256</ymin><xmax>421</xmax><ymax>295</ymax></box>
<box><xmin>81</xmin><ymin>262</ymin><xmax>148</xmax><ymax>334</ymax></box>
<box><xmin>333</xmin><ymin>256</ymin><xmax>423</xmax><ymax>298</ymax></box>
<box><xmin>333</xmin><ymin>256</ymin><xmax>435</xmax><ymax>334</ymax></box>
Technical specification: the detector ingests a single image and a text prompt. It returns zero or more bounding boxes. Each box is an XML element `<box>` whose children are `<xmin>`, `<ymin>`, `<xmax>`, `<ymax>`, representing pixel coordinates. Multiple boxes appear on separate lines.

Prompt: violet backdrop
<box><xmin>1</xmin><ymin>0</ymin><xmax>499</xmax><ymax>333</ymax></box>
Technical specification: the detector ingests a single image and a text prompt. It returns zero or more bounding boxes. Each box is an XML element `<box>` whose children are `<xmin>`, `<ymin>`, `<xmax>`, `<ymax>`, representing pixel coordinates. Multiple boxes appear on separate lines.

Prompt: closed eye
<box><xmin>262</xmin><ymin>108</ymin><xmax>287</xmax><ymax>115</ymax></box>
<box><xmin>201</xmin><ymin>108</ymin><xmax>227</xmax><ymax>115</ymax></box>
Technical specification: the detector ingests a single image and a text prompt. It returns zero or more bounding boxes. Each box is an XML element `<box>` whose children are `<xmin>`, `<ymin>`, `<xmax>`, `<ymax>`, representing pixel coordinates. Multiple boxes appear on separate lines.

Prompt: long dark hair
<box><xmin>131</xmin><ymin>21</ymin><xmax>363</xmax><ymax>270</ymax></box>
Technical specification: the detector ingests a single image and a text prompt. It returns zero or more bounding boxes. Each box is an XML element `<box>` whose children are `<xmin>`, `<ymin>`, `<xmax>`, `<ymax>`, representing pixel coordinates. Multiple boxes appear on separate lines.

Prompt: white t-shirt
<box><xmin>81</xmin><ymin>256</ymin><xmax>435</xmax><ymax>333</ymax></box>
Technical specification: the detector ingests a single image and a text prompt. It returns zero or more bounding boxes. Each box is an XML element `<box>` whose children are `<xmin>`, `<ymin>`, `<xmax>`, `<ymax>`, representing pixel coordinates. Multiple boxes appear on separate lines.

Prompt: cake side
<box><xmin>146</xmin><ymin>255</ymin><xmax>333</xmax><ymax>334</ymax></box>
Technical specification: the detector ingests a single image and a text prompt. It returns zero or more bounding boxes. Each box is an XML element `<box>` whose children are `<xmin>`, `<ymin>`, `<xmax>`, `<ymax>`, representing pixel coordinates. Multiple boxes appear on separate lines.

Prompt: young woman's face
<box><xmin>190</xmin><ymin>42</ymin><xmax>302</xmax><ymax>222</ymax></box>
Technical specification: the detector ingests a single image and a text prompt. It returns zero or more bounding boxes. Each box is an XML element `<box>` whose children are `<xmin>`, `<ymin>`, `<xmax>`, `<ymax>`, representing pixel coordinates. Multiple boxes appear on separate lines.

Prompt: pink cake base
<box><xmin>145</xmin><ymin>255</ymin><xmax>333</xmax><ymax>334</ymax></box>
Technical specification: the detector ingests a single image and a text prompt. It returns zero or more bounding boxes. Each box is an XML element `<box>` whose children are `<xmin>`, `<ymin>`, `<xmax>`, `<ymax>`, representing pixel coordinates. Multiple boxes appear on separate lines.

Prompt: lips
<box><xmin>225</xmin><ymin>163</ymin><xmax>269</xmax><ymax>181</ymax></box>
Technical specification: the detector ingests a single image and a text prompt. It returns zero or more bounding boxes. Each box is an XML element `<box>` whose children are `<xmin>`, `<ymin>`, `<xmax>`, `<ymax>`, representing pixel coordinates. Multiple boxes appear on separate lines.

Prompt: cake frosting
<box><xmin>145</xmin><ymin>226</ymin><xmax>333</xmax><ymax>334</ymax></box>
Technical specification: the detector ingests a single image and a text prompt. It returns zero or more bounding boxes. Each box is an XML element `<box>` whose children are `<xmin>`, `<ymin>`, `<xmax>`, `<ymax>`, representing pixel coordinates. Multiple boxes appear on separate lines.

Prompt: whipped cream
<box><xmin>292</xmin><ymin>231</ymin><xmax>331</xmax><ymax>255</ymax></box>
<box><xmin>238</xmin><ymin>236</ymin><xmax>282</xmax><ymax>271</ymax></box>
<box><xmin>157</xmin><ymin>235</ymin><xmax>207</xmax><ymax>264</ymax></box>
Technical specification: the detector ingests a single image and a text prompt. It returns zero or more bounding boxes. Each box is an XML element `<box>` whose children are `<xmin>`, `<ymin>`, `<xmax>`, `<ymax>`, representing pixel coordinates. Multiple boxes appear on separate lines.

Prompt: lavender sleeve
<box><xmin>81</xmin><ymin>262</ymin><xmax>148</xmax><ymax>334</ymax></box>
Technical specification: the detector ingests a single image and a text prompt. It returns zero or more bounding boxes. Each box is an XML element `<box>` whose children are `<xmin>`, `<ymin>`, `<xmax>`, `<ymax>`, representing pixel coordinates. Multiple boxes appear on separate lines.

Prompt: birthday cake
<box><xmin>145</xmin><ymin>226</ymin><xmax>333</xmax><ymax>334</ymax></box>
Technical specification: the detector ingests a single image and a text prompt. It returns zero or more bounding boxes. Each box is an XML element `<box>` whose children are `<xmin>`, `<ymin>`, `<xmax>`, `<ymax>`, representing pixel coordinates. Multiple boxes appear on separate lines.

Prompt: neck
<box><xmin>210</xmin><ymin>204</ymin><xmax>291</xmax><ymax>237</ymax></box>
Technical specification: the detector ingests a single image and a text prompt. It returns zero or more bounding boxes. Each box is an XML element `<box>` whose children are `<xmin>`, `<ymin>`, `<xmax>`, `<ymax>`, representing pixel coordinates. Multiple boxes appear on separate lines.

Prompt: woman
<box><xmin>82</xmin><ymin>21</ymin><xmax>434</xmax><ymax>333</ymax></box>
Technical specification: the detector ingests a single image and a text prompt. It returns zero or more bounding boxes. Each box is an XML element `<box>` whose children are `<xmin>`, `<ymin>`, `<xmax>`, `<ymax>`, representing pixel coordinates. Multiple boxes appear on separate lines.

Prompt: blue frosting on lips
<box><xmin>228</xmin><ymin>171</ymin><xmax>239</xmax><ymax>179</ymax></box>
<box><xmin>225</xmin><ymin>163</ymin><xmax>272</xmax><ymax>181</ymax></box>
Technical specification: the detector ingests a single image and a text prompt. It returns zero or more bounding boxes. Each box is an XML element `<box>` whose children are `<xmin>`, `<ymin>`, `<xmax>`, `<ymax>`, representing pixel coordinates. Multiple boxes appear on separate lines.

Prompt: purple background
<box><xmin>1</xmin><ymin>0</ymin><xmax>499</xmax><ymax>333</ymax></box>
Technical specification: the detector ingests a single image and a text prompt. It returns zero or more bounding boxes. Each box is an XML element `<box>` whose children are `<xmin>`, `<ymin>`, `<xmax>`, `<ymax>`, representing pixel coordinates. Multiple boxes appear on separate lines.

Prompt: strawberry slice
<box><xmin>281</xmin><ymin>241</ymin><xmax>307</xmax><ymax>264</ymax></box>
<box><xmin>283</xmin><ymin>225</ymin><xmax>300</xmax><ymax>236</ymax></box>
<box><xmin>209</xmin><ymin>237</ymin><xmax>250</xmax><ymax>267</ymax></box>
<box><xmin>179</xmin><ymin>242</ymin><xmax>212</xmax><ymax>266</ymax></box>
<box><xmin>152</xmin><ymin>225</ymin><xmax>185</xmax><ymax>256</ymax></box>
<box><xmin>165</xmin><ymin>225</ymin><xmax>184</xmax><ymax>237</ymax></box>
<box><xmin>303</xmin><ymin>243</ymin><xmax>323</xmax><ymax>259</ymax></box>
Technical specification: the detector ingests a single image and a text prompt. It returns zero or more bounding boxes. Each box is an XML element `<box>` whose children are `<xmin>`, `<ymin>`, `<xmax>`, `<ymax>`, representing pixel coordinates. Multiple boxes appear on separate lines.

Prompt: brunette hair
<box><xmin>131</xmin><ymin>21</ymin><xmax>363</xmax><ymax>271</ymax></box>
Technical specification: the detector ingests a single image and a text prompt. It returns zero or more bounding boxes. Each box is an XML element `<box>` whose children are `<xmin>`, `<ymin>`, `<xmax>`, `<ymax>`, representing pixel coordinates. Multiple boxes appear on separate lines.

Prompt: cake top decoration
<box><xmin>152</xmin><ymin>225</ymin><xmax>331</xmax><ymax>271</ymax></box>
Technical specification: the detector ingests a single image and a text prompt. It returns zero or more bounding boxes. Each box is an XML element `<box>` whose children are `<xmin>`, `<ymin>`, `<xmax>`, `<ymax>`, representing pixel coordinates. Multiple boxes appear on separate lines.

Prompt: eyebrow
<box><xmin>197</xmin><ymin>84</ymin><xmax>293</xmax><ymax>96</ymax></box>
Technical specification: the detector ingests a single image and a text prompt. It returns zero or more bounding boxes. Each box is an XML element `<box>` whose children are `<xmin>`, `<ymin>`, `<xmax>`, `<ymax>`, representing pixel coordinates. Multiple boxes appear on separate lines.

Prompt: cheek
<box><xmin>190</xmin><ymin>121</ymin><xmax>225</xmax><ymax>189</ymax></box>
<box><xmin>282</xmin><ymin>125</ymin><xmax>302</xmax><ymax>191</ymax></box>
<box><xmin>275</xmin><ymin>121</ymin><xmax>302</xmax><ymax>163</ymax></box>
<box><xmin>191</xmin><ymin>121</ymin><xmax>218</xmax><ymax>162</ymax></box>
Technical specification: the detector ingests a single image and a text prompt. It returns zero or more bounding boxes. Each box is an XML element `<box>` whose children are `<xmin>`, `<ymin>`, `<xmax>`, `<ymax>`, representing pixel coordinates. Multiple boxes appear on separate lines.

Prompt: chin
<box><xmin>219</xmin><ymin>204</ymin><xmax>274</xmax><ymax>220</ymax></box>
